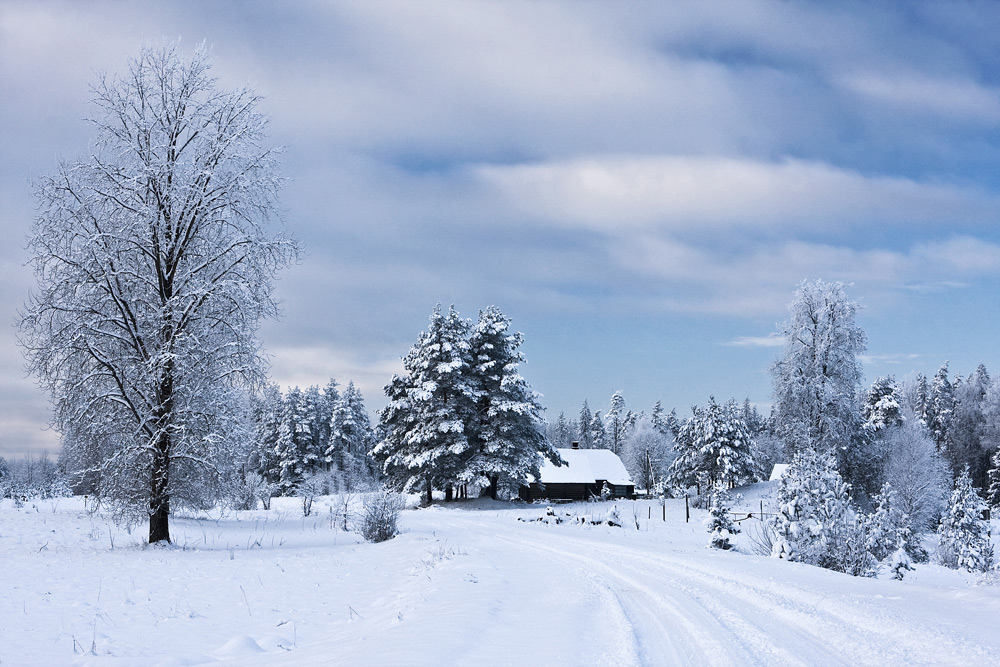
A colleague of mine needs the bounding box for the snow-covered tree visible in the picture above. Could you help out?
[589,411,607,450]
[862,376,904,435]
[926,363,955,455]
[578,401,595,449]
[249,383,285,484]
[605,391,635,456]
[548,412,575,449]
[705,483,739,550]
[986,447,1000,509]
[771,448,875,576]
[668,398,757,492]
[275,386,314,495]
[881,414,949,532]
[327,381,376,489]
[465,306,560,499]
[949,364,991,487]
[374,305,477,504]
[864,482,918,563]
[937,467,993,573]
[19,44,298,542]
[770,280,867,484]
[622,415,673,490]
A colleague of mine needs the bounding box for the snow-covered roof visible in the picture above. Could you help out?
[537,448,633,486]
[769,463,790,482]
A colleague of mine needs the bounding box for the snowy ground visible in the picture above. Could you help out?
[3,486,1000,666]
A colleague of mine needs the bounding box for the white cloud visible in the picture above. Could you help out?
[266,345,403,411]
[839,71,1000,123]
[475,155,1000,232]
[724,335,784,348]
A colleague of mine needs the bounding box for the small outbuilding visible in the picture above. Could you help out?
[768,463,790,482]
[520,443,635,501]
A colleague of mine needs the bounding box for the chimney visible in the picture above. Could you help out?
[571,441,579,450]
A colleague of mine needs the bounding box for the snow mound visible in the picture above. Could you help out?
[211,635,265,658]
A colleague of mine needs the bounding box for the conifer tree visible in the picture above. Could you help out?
[927,363,955,454]
[772,448,874,576]
[328,381,375,487]
[589,412,607,450]
[705,483,739,550]
[863,376,904,435]
[465,306,560,499]
[275,386,313,494]
[374,305,477,504]
[937,467,993,572]
[578,401,595,448]
[864,482,915,562]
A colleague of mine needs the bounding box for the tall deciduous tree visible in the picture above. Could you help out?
[20,44,297,542]
[770,280,867,489]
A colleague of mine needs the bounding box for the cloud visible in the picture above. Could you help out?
[608,235,1000,318]
[724,335,784,348]
[839,71,1000,123]
[860,353,929,367]
[265,344,403,410]
[475,155,1000,232]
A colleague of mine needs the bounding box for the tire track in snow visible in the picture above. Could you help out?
[495,523,993,666]
[490,530,777,666]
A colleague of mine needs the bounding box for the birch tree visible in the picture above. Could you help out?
[19,44,297,542]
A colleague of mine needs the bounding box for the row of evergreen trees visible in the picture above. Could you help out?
[248,380,378,496]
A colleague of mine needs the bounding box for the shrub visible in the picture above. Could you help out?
[360,490,405,543]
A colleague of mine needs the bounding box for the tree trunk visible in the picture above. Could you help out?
[489,475,499,500]
[426,476,433,506]
[445,485,453,502]
[149,430,171,543]
[149,356,173,544]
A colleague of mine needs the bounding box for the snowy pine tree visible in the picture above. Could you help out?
[465,306,560,499]
[705,484,739,550]
[667,398,757,493]
[275,386,314,495]
[578,401,595,449]
[863,482,913,562]
[937,467,993,573]
[927,363,955,454]
[328,381,376,489]
[374,305,477,504]
[863,376,904,435]
[772,448,875,576]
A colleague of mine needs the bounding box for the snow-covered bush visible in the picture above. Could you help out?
[889,543,913,580]
[772,449,876,577]
[360,490,405,543]
[937,468,994,573]
[864,482,920,563]
[705,485,739,550]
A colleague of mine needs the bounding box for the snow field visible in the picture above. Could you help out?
[2,488,1000,666]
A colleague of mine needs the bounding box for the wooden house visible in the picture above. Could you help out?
[520,443,635,501]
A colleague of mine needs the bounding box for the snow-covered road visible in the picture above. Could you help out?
[3,496,1000,665]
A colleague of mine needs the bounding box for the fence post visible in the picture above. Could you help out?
[685,496,690,523]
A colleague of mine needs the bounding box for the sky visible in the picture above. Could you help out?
[3,1,1000,458]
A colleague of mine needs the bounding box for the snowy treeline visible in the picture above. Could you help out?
[245,380,378,501]
[547,392,765,496]
[0,454,69,500]
[766,280,993,576]
[374,305,561,503]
